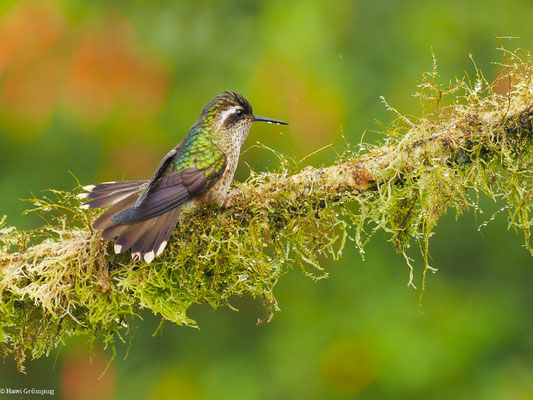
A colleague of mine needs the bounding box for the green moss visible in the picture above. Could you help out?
[1,49,533,371]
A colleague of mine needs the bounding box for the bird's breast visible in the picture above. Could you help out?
[194,131,243,206]
[194,157,238,206]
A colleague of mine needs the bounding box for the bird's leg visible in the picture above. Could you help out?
[223,188,242,208]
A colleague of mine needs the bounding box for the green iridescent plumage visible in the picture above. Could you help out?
[171,126,226,172]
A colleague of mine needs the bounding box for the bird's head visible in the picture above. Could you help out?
[198,91,288,145]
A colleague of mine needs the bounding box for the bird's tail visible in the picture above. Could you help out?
[78,181,180,262]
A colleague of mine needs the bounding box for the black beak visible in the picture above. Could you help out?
[253,115,289,125]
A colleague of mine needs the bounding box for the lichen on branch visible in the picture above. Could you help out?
[1,49,533,372]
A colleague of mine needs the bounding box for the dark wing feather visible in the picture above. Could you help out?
[112,154,226,224]
[134,145,181,208]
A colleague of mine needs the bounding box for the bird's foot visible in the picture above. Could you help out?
[223,188,242,208]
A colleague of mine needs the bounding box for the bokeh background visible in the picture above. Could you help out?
[1,0,533,399]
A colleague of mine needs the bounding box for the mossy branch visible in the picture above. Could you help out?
[1,49,533,372]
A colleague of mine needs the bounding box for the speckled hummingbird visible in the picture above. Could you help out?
[78,91,288,263]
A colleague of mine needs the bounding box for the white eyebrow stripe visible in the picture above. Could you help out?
[219,106,243,122]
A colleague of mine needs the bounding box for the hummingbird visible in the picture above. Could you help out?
[78,91,288,263]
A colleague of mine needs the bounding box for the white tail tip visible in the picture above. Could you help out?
[76,193,89,199]
[144,251,155,263]
[114,243,123,254]
[156,241,168,256]
[79,203,90,209]
[82,184,96,191]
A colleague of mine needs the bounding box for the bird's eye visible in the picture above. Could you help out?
[235,109,244,118]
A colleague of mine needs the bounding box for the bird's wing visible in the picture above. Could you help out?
[112,145,227,224]
[134,144,182,208]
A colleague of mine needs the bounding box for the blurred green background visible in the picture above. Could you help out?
[1,0,533,399]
